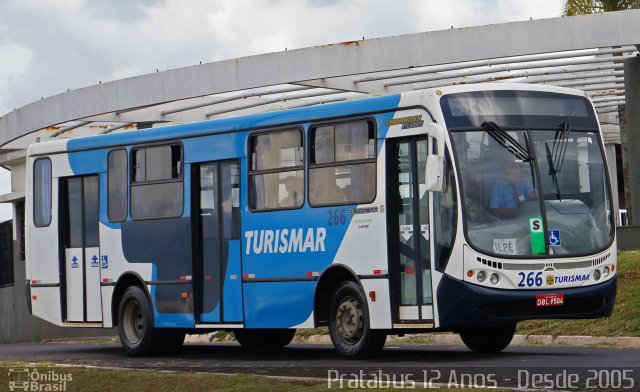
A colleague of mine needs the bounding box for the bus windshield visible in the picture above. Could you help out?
[444,91,613,257]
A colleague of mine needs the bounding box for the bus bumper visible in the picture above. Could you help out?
[436,274,616,328]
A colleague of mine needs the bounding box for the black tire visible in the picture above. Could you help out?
[161,329,186,355]
[459,323,516,353]
[329,281,386,359]
[234,329,296,349]
[117,286,165,356]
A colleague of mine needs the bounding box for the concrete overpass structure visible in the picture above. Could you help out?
[1,10,640,342]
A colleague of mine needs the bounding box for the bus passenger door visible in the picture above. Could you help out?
[388,138,434,325]
[61,175,102,323]
[194,160,242,324]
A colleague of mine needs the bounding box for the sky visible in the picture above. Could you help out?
[0,0,565,221]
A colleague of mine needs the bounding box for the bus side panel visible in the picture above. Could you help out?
[222,240,243,322]
[27,152,73,326]
[30,287,63,326]
[99,223,154,328]
[241,205,349,327]
[361,279,393,329]
[243,281,316,328]
[121,218,194,328]
[182,132,246,163]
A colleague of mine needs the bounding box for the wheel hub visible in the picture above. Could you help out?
[335,297,363,343]
[123,300,144,344]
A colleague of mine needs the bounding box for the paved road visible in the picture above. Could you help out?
[1,342,639,390]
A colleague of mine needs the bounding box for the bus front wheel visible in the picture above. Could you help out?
[459,323,516,353]
[329,281,386,359]
[117,286,165,356]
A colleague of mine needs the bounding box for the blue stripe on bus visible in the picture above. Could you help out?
[66,94,402,152]
[67,148,109,173]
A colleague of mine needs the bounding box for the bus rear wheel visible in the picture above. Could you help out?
[117,286,165,356]
[329,281,386,359]
[459,323,516,353]
[234,329,296,349]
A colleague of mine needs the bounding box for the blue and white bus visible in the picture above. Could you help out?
[25,83,616,358]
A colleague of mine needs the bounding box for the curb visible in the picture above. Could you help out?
[185,332,640,349]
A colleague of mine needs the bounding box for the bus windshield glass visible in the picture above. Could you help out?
[444,91,613,257]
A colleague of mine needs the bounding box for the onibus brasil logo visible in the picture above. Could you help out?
[8,368,73,391]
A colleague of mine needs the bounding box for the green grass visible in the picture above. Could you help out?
[516,250,640,337]
[0,361,320,392]
[0,361,507,392]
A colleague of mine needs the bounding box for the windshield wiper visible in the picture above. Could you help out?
[545,142,561,200]
[545,121,571,201]
[552,121,571,173]
[482,121,533,162]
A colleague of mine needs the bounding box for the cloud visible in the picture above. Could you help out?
[0,0,564,116]
[83,0,168,22]
[0,43,32,95]
[0,0,566,219]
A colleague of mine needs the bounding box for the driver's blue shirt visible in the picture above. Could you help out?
[490,178,534,209]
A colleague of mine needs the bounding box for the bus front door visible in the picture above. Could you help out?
[388,138,434,325]
[194,160,243,324]
[61,175,102,323]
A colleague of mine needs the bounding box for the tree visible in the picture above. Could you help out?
[563,0,640,15]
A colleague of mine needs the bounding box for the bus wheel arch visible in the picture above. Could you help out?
[314,264,359,326]
[111,272,149,326]
[112,272,185,356]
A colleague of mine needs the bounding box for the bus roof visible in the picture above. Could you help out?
[27,83,589,157]
[28,92,404,157]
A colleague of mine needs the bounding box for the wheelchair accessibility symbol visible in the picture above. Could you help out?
[548,230,561,247]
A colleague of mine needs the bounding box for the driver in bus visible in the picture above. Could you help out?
[490,160,537,218]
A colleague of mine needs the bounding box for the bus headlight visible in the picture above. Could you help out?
[477,271,487,283]
[490,273,499,285]
[593,269,601,281]
[603,266,610,278]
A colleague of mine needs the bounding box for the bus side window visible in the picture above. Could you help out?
[309,120,376,206]
[33,158,52,227]
[130,144,183,219]
[248,129,304,211]
[108,149,128,221]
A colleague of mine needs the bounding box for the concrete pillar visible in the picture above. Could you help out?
[605,144,620,226]
[623,56,640,226]
[619,104,632,225]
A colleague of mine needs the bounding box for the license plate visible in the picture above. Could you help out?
[536,293,565,307]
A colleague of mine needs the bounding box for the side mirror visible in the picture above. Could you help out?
[425,123,446,192]
[426,123,445,159]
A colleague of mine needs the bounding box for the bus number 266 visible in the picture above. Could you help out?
[518,272,543,287]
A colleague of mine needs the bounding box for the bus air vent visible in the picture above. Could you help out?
[591,253,611,267]
[476,257,503,270]
[501,263,545,271]
[554,260,592,270]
